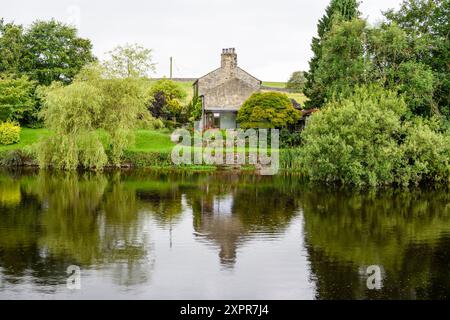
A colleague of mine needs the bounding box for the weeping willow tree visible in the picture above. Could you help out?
[37,64,146,170]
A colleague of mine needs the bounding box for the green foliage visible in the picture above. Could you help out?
[0,75,36,122]
[122,150,173,168]
[103,43,156,78]
[400,118,450,185]
[137,112,165,130]
[396,62,436,116]
[0,19,95,127]
[304,0,361,108]
[279,148,305,172]
[237,92,300,129]
[37,65,146,170]
[147,79,187,124]
[0,19,25,74]
[187,94,203,122]
[368,23,437,117]
[286,71,306,93]
[384,0,449,118]
[280,128,302,148]
[315,18,370,102]
[304,0,448,119]
[21,20,96,86]
[0,121,21,145]
[300,85,450,187]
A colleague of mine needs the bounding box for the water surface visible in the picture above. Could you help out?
[0,169,449,299]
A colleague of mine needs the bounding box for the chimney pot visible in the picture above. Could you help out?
[221,48,237,69]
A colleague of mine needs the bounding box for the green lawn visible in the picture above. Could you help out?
[129,129,175,153]
[0,128,174,153]
[0,128,52,152]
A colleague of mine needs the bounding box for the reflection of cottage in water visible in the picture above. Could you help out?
[193,194,248,268]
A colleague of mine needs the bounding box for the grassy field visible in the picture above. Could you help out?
[262,81,287,89]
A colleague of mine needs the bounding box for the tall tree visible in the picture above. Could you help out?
[314,18,370,102]
[103,43,156,78]
[304,0,360,108]
[384,0,449,117]
[21,20,96,86]
[0,19,25,75]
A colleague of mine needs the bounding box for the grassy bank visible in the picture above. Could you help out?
[0,128,304,173]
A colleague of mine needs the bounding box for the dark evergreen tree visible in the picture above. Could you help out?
[304,0,360,108]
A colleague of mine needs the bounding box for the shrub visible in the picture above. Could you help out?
[0,121,21,145]
[399,120,450,185]
[137,112,164,130]
[237,92,301,129]
[300,85,450,187]
[147,79,187,123]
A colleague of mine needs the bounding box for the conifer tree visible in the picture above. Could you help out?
[304,0,360,108]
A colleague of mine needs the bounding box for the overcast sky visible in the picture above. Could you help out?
[2,0,403,81]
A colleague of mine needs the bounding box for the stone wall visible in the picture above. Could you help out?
[203,78,258,111]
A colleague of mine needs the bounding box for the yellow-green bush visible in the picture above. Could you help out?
[0,121,21,145]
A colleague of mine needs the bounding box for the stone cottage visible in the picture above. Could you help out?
[194,48,261,130]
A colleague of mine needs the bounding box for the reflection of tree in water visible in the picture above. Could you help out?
[0,171,152,289]
[188,173,300,268]
[301,188,450,299]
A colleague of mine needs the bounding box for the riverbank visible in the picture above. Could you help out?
[0,128,305,173]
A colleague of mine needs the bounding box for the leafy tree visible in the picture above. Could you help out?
[38,64,146,170]
[237,92,300,129]
[0,75,36,122]
[21,20,96,85]
[304,0,360,108]
[286,71,306,93]
[0,19,25,74]
[368,23,437,116]
[384,0,450,117]
[300,85,450,187]
[147,79,187,123]
[104,43,156,78]
[396,61,436,116]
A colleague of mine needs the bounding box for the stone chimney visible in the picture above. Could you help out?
[221,48,237,70]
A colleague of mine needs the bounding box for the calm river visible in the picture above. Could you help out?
[0,169,449,299]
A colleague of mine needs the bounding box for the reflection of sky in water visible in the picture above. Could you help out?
[212,195,233,217]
